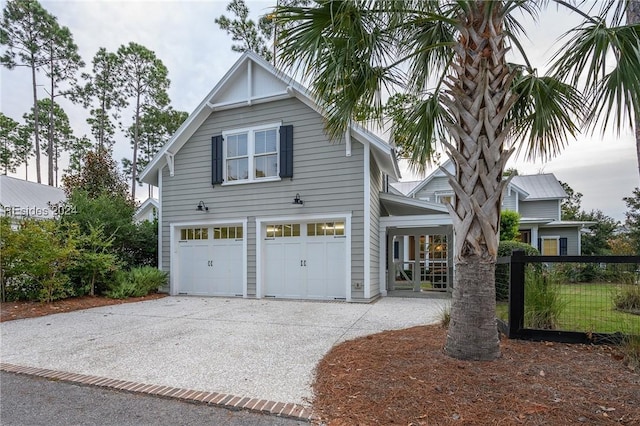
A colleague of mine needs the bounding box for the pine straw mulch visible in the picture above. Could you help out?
[0,293,167,322]
[312,325,639,425]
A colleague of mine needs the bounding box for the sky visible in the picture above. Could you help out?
[0,0,637,221]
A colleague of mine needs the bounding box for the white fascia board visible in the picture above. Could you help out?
[407,159,455,197]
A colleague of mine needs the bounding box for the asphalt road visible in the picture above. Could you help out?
[0,372,307,426]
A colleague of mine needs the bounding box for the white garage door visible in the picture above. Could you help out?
[264,221,346,300]
[177,226,244,296]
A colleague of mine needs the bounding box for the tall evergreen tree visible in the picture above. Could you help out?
[65,135,92,175]
[81,48,126,153]
[122,106,187,198]
[42,20,83,185]
[117,42,170,200]
[23,98,74,186]
[0,113,22,175]
[0,0,56,183]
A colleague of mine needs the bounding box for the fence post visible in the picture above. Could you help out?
[509,250,526,337]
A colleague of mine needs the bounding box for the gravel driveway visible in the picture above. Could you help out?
[1,296,448,406]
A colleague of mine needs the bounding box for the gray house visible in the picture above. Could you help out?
[140,51,399,302]
[140,52,589,302]
[386,160,591,292]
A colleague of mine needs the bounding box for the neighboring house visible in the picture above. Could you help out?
[0,175,66,223]
[134,198,159,223]
[139,51,590,302]
[388,160,592,292]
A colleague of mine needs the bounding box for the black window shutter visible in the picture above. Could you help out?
[537,238,542,253]
[279,125,293,178]
[211,135,223,185]
[559,238,568,256]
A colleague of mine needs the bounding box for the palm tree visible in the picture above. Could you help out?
[275,0,640,360]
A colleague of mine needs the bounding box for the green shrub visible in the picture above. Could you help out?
[495,241,539,301]
[613,285,640,313]
[1,219,78,302]
[106,266,167,299]
[524,267,567,330]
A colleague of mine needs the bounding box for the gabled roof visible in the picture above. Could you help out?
[511,174,567,200]
[140,51,400,186]
[0,176,66,219]
[134,198,159,222]
[407,159,455,197]
[407,160,567,202]
[389,180,421,196]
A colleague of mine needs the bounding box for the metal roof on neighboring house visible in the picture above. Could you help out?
[0,175,66,220]
[510,174,567,200]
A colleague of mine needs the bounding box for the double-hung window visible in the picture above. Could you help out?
[223,123,279,183]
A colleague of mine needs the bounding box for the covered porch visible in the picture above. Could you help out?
[379,193,454,297]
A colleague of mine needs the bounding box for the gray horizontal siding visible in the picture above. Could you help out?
[162,97,365,298]
[538,227,580,255]
[369,158,382,298]
[502,191,518,211]
[519,200,560,220]
[414,176,450,201]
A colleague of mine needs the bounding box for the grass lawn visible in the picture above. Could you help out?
[497,282,640,334]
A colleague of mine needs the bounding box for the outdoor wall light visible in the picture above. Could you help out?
[292,193,304,205]
[196,201,209,212]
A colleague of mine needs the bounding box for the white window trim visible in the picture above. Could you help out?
[221,122,282,185]
[541,236,560,255]
[435,191,455,204]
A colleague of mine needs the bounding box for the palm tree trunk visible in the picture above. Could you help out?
[628,0,640,180]
[443,1,516,361]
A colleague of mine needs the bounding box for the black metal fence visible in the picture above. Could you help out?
[497,251,640,344]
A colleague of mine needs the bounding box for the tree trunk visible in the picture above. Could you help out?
[131,93,140,200]
[628,0,640,180]
[446,254,500,360]
[48,47,55,187]
[31,57,41,184]
[442,1,515,360]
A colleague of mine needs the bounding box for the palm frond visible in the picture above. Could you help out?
[549,17,640,131]
[509,72,586,161]
[387,90,451,172]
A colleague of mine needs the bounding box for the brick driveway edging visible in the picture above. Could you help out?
[0,363,318,423]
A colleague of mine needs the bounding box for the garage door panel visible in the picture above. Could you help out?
[263,221,346,300]
[178,243,212,295]
[210,241,243,296]
[265,240,304,297]
[177,226,244,297]
[306,239,346,299]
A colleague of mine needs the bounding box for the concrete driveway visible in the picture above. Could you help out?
[1,296,448,407]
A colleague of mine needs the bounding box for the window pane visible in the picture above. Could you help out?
[292,224,300,237]
[227,133,247,157]
[228,227,236,239]
[255,155,277,178]
[307,223,315,237]
[255,129,277,154]
[202,228,209,239]
[181,229,186,240]
[236,227,243,239]
[335,222,344,236]
[187,229,194,240]
[227,158,249,181]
